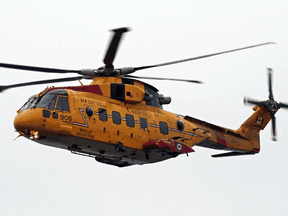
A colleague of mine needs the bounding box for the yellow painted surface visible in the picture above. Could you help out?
[13,77,274,164]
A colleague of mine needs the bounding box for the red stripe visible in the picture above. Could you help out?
[84,85,103,95]
[217,138,227,146]
[43,85,103,95]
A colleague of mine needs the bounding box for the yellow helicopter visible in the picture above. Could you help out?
[0,28,285,167]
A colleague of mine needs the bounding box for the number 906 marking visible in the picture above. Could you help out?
[60,115,72,121]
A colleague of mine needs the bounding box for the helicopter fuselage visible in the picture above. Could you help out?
[13,77,266,167]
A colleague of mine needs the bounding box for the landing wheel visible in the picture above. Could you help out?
[115,142,126,152]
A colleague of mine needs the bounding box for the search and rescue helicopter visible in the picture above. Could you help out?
[1,28,286,167]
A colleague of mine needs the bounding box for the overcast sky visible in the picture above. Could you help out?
[1,1,288,215]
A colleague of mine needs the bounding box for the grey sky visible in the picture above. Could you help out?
[1,1,288,215]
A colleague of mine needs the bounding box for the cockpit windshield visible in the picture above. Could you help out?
[19,89,69,111]
[19,95,37,111]
[36,94,57,110]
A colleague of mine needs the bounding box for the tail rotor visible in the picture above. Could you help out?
[244,68,288,141]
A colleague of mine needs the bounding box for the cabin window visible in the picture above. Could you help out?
[159,121,169,135]
[55,96,69,112]
[99,108,107,122]
[112,111,121,125]
[140,118,148,129]
[126,114,135,128]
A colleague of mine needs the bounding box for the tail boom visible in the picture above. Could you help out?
[185,105,276,156]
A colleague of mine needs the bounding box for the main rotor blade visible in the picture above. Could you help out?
[134,42,275,71]
[268,68,274,100]
[103,27,130,69]
[0,76,83,93]
[0,62,81,74]
[123,75,203,84]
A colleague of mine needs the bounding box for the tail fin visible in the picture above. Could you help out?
[235,105,277,151]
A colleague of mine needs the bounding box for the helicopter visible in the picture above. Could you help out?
[0,27,286,167]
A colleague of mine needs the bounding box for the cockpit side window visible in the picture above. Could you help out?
[55,96,69,112]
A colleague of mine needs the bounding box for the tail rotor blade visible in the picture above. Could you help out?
[244,97,266,107]
[278,102,288,109]
[270,110,277,141]
[268,68,274,101]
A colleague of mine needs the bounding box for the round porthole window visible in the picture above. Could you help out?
[86,106,93,117]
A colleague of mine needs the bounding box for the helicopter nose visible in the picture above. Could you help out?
[14,113,27,132]
[14,109,44,132]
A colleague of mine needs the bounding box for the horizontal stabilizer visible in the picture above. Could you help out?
[143,139,194,155]
[212,151,255,158]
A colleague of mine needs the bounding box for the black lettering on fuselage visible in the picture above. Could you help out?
[127,107,148,116]
[77,128,95,139]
